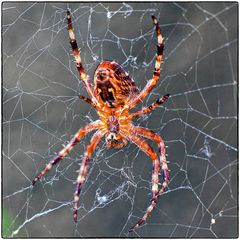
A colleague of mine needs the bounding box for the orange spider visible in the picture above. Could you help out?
[32,10,170,232]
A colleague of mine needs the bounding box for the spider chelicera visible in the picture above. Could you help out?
[32,10,170,232]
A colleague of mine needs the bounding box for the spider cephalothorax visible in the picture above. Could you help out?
[32,11,170,232]
[105,115,127,149]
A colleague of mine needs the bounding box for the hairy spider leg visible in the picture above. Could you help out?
[127,15,164,110]
[133,126,169,188]
[79,95,96,107]
[129,126,169,231]
[32,121,101,185]
[130,94,170,118]
[74,130,104,222]
[125,134,160,232]
[67,10,98,104]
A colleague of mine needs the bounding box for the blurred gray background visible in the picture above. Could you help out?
[2,2,238,238]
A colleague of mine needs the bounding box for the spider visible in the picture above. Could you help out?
[32,10,170,232]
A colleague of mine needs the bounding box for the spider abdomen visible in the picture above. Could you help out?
[94,61,139,107]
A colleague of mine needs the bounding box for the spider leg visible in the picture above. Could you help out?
[130,94,170,119]
[79,95,96,107]
[73,130,104,222]
[67,10,97,103]
[133,126,169,189]
[127,15,164,110]
[32,121,101,185]
[131,126,169,230]
[125,134,161,232]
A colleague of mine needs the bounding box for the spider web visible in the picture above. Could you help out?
[2,2,238,238]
